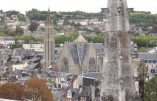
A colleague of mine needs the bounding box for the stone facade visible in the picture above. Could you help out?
[58,34,103,75]
[101,0,135,101]
[44,9,55,68]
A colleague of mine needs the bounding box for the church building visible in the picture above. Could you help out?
[58,34,104,75]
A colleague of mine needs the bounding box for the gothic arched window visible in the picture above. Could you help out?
[89,57,96,71]
[62,57,69,72]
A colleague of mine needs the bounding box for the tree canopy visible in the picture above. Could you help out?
[129,11,157,28]
[29,21,39,33]
[25,76,54,101]
[131,35,157,48]
[0,77,54,101]
[0,82,25,100]
[144,77,157,101]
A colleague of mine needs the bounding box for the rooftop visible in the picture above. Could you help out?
[74,34,87,43]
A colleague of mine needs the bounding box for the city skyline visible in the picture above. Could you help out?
[0,0,157,14]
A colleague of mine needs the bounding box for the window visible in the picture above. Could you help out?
[144,60,147,63]
[89,57,96,71]
[62,57,69,72]
[153,60,156,63]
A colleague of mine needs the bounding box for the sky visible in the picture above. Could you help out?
[0,0,157,14]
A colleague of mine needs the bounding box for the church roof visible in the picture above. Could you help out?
[66,43,104,67]
[74,34,87,43]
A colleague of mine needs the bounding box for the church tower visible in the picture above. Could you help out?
[44,9,55,68]
[101,0,135,101]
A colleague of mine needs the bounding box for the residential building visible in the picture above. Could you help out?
[23,44,44,52]
[0,36,15,47]
[138,52,157,69]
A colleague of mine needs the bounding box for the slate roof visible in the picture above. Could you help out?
[93,43,104,55]
[83,72,102,79]
[0,36,15,41]
[66,43,103,67]
[41,70,72,78]
[67,43,79,64]
[67,43,89,66]
[138,52,157,60]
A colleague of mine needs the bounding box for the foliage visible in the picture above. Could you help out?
[29,21,39,33]
[26,9,104,21]
[93,28,102,35]
[0,82,25,100]
[15,35,42,43]
[63,18,70,25]
[15,26,24,35]
[0,28,24,36]
[15,33,104,45]
[6,10,26,21]
[18,14,26,21]
[83,34,104,43]
[138,47,148,52]
[27,9,47,21]
[0,77,54,101]
[6,10,19,17]
[132,35,157,48]
[144,77,157,101]
[55,34,73,44]
[129,11,157,28]
[25,76,54,101]
[55,33,78,44]
[0,29,16,36]
[0,32,6,36]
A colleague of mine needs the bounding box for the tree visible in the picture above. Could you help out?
[25,76,54,101]
[144,77,157,101]
[93,28,102,35]
[63,18,70,25]
[6,10,19,17]
[18,14,26,21]
[27,9,40,21]
[29,21,38,33]
[132,35,157,48]
[138,47,148,52]
[0,82,25,100]
[16,26,24,35]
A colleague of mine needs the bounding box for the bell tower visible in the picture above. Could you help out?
[101,0,135,101]
[44,8,55,68]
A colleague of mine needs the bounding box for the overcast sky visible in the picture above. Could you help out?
[0,0,156,14]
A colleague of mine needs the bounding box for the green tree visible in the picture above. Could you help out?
[132,35,157,48]
[63,18,70,25]
[29,21,38,33]
[138,47,148,52]
[18,14,26,21]
[27,9,40,20]
[0,32,6,36]
[6,10,19,17]
[16,26,24,35]
[129,11,157,28]
[144,77,157,101]
[93,28,102,35]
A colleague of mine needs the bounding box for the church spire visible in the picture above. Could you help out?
[44,8,55,69]
[46,7,51,26]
